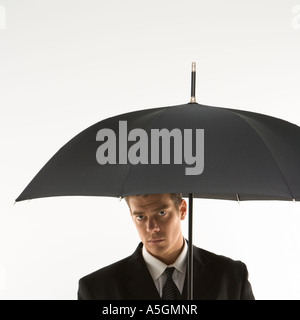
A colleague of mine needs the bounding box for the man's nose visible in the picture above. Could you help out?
[146,217,160,233]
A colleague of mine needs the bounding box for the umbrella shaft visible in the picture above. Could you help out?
[187,192,194,300]
[190,62,196,103]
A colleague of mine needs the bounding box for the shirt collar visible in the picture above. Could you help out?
[142,238,187,280]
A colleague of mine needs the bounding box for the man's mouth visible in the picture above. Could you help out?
[148,238,164,243]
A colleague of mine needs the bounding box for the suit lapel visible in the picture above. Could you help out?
[122,243,161,300]
[182,245,214,300]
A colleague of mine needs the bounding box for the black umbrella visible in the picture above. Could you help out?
[16,63,300,300]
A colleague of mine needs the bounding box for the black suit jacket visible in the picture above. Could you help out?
[78,242,254,300]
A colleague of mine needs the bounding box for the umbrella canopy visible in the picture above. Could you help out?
[16,102,300,202]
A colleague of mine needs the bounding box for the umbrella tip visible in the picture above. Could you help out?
[190,62,197,103]
[192,62,196,72]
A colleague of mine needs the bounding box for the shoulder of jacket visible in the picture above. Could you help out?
[193,245,245,268]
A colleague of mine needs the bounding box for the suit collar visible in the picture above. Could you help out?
[142,238,188,280]
[123,242,214,300]
[123,242,161,299]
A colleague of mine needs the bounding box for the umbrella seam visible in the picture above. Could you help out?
[119,105,176,197]
[230,110,295,200]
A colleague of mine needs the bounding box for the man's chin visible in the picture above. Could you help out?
[145,241,168,257]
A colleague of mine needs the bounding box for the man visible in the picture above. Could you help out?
[78,193,254,300]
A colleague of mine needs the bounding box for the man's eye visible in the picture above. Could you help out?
[158,211,167,216]
[136,215,145,221]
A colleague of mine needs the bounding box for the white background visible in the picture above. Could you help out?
[1,0,300,300]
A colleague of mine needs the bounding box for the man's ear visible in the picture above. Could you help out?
[179,199,187,220]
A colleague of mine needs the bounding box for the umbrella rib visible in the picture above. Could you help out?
[230,111,295,200]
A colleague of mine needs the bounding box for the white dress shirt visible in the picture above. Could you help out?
[142,239,187,297]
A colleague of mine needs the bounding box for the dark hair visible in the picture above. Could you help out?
[124,193,183,210]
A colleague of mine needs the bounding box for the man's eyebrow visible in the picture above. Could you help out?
[151,206,168,212]
[131,206,169,216]
[131,211,144,216]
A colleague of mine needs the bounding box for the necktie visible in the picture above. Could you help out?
[162,267,182,300]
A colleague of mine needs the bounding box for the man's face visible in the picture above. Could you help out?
[128,193,187,264]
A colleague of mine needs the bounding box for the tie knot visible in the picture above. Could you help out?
[164,267,175,278]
